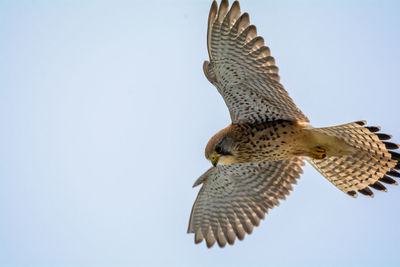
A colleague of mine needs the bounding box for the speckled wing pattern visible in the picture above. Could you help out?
[204,0,308,124]
[308,121,400,197]
[187,157,304,248]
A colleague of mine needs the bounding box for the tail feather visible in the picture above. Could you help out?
[307,121,399,198]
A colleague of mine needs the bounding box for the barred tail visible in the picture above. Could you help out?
[307,121,400,197]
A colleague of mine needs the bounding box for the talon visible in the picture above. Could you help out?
[310,146,327,159]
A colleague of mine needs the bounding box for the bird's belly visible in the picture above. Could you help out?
[235,121,307,163]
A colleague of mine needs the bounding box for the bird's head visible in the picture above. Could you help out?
[205,125,235,166]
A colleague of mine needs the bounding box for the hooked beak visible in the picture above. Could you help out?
[210,155,220,167]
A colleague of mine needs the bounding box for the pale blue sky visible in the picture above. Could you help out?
[1,0,400,266]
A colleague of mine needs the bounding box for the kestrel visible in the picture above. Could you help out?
[188,0,400,248]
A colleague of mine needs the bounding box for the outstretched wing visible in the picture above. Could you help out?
[204,0,308,124]
[187,157,305,248]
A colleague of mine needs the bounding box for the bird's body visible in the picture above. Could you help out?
[188,0,400,248]
[206,121,306,164]
[206,120,361,166]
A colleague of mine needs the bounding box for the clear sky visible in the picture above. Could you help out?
[1,0,400,266]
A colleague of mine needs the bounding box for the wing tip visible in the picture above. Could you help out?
[207,1,219,58]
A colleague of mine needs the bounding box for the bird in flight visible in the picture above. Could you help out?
[187,0,400,248]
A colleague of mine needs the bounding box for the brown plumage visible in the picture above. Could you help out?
[188,0,400,248]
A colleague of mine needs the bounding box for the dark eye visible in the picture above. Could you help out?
[215,145,223,154]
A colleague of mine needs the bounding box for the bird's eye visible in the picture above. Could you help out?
[215,145,223,154]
